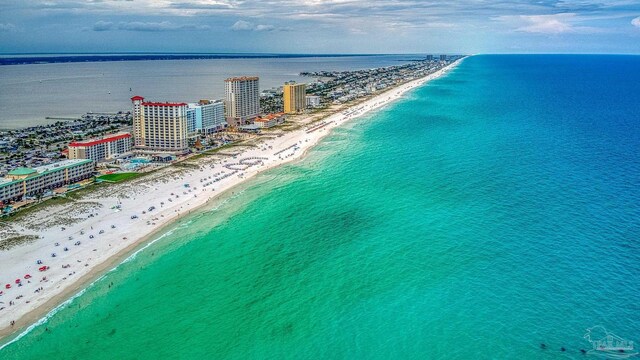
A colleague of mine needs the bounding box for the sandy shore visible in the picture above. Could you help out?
[0,59,463,344]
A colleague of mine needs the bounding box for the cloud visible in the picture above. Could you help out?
[231,20,254,31]
[516,14,576,34]
[0,23,17,32]
[632,16,640,28]
[231,20,289,32]
[92,20,210,32]
[254,24,275,32]
[169,1,237,10]
[92,20,114,31]
[118,21,209,31]
[495,13,601,34]
[4,0,640,54]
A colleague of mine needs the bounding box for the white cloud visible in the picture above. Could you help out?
[231,20,254,31]
[516,14,575,34]
[254,24,275,32]
[0,23,17,32]
[494,13,602,35]
[92,20,210,32]
[231,20,288,32]
[119,21,210,31]
[632,16,640,28]
[93,20,114,31]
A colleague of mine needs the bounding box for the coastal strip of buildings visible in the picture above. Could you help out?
[1,55,462,208]
[0,159,94,203]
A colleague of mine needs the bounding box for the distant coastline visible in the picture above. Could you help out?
[0,53,412,66]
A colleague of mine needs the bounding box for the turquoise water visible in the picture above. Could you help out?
[2,55,640,358]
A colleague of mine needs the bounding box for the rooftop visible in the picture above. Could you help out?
[225,76,259,82]
[187,99,224,108]
[8,167,36,176]
[142,102,188,107]
[284,82,305,87]
[255,113,285,122]
[69,133,131,147]
[34,159,93,173]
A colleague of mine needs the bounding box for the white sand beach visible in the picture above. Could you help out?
[0,59,462,341]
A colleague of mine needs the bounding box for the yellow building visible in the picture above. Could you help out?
[283,81,306,114]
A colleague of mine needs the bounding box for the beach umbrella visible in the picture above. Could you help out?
[5,284,10,289]
[15,279,21,284]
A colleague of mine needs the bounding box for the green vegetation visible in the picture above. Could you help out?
[97,172,141,182]
[65,182,107,200]
[4,196,74,222]
[172,162,200,169]
[202,143,236,154]
[0,234,40,251]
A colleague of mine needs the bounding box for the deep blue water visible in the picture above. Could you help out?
[2,55,639,359]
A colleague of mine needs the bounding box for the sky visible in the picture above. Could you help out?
[0,0,639,54]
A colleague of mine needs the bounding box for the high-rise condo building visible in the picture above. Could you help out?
[283,81,306,114]
[131,96,189,155]
[224,76,260,126]
[131,96,145,147]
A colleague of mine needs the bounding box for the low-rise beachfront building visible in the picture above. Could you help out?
[0,159,94,203]
[186,100,226,135]
[253,113,285,129]
[306,95,321,108]
[131,96,189,156]
[68,133,132,161]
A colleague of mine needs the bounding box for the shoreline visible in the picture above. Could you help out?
[0,58,465,346]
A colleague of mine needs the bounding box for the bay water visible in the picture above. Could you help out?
[0,55,416,129]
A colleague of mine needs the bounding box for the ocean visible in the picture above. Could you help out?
[1,55,639,359]
[0,54,417,129]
